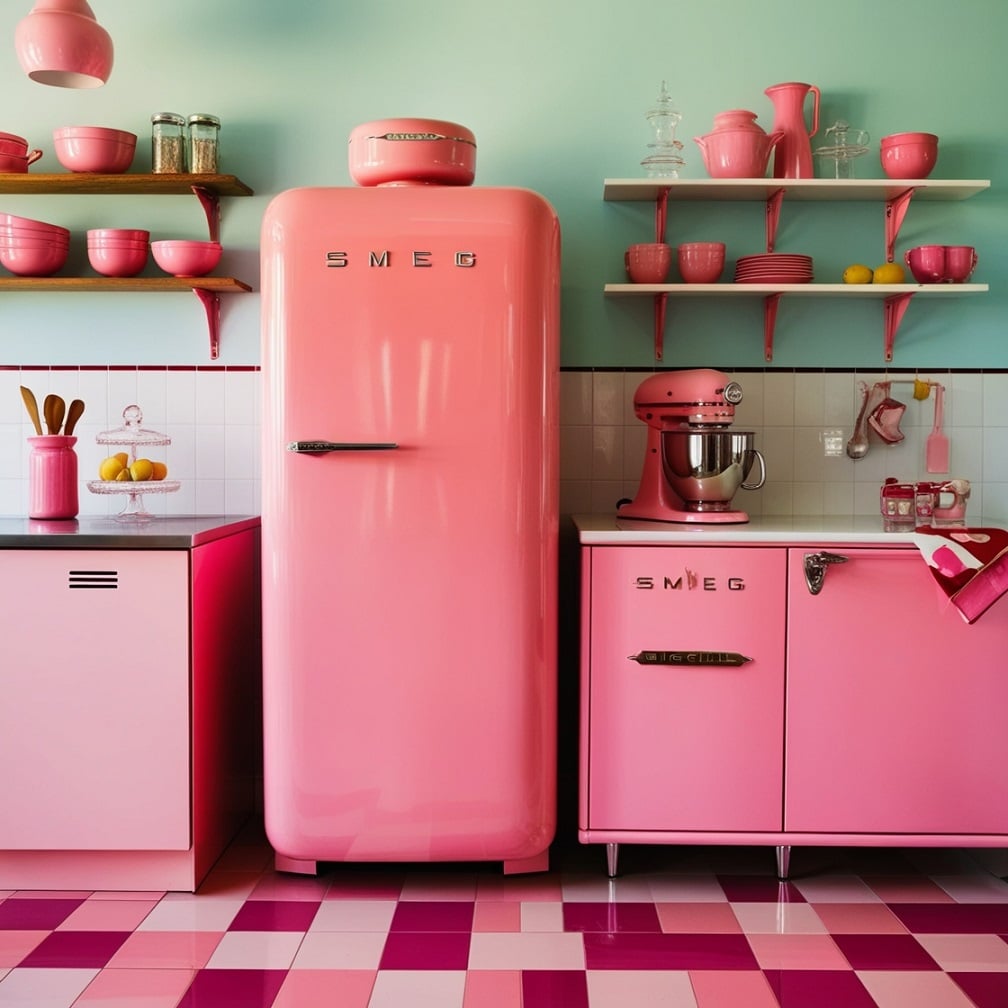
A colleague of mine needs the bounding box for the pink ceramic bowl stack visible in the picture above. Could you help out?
[0,131,43,173]
[87,228,149,277]
[880,132,938,180]
[0,212,69,276]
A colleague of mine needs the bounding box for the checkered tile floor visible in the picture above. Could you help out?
[4,823,1008,1007]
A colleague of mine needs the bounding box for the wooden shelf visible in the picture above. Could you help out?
[0,173,254,196]
[603,178,990,202]
[604,282,989,296]
[0,276,252,293]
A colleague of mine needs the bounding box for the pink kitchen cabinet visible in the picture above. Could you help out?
[0,519,260,891]
[577,525,1008,878]
[786,546,1008,836]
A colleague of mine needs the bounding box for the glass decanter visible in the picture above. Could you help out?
[640,81,685,178]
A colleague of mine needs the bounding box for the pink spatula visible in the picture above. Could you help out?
[926,383,949,473]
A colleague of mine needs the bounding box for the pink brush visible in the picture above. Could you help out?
[926,384,949,473]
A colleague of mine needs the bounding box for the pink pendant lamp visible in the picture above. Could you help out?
[15,0,113,88]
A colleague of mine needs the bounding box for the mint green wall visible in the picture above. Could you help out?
[1,0,1005,369]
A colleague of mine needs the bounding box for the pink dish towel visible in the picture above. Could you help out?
[913,526,1008,624]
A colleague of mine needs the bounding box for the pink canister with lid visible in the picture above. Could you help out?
[348,118,476,187]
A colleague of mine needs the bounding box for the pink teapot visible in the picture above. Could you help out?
[694,110,783,178]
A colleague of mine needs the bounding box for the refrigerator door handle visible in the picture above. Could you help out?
[287,440,399,454]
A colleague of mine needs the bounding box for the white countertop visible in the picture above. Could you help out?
[572,513,952,546]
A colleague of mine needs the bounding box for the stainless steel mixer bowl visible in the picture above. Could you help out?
[661,429,766,511]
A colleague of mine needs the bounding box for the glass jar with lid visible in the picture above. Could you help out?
[151,113,186,173]
[187,114,220,173]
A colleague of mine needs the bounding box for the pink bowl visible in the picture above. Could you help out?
[880,132,938,179]
[678,241,726,283]
[904,245,946,283]
[348,118,476,187]
[53,126,137,173]
[0,132,28,154]
[0,149,42,173]
[0,213,70,238]
[150,239,222,277]
[0,241,68,276]
[88,242,148,278]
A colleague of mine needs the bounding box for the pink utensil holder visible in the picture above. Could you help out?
[28,434,78,519]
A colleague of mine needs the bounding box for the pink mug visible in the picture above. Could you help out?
[944,245,978,283]
[904,245,945,284]
[625,242,672,284]
[678,241,726,284]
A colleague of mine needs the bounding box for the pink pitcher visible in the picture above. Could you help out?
[765,82,821,179]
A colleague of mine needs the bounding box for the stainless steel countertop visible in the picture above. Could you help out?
[0,515,260,549]
[571,513,988,546]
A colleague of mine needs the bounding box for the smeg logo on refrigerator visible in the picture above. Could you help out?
[634,571,746,592]
[325,250,478,269]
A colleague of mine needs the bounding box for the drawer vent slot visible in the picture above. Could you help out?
[68,569,119,590]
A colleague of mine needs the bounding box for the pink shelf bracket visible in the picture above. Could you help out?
[763,293,781,362]
[882,291,915,362]
[194,287,221,360]
[654,187,670,243]
[192,185,221,243]
[765,188,785,252]
[653,292,668,362]
[884,187,917,263]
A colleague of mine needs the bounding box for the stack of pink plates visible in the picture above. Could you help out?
[734,253,813,284]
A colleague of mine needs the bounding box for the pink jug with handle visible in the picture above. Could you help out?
[765,82,821,179]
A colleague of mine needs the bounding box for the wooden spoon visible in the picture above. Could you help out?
[20,385,42,435]
[43,394,59,435]
[63,398,85,436]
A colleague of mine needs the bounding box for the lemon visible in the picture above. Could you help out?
[114,452,129,467]
[151,461,168,480]
[98,455,126,481]
[842,264,873,284]
[115,468,133,482]
[130,458,154,482]
[872,262,906,284]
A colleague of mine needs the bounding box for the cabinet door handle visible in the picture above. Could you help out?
[287,440,398,453]
[803,551,848,595]
[628,650,752,667]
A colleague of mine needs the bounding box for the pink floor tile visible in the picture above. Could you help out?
[467,931,586,970]
[204,929,305,969]
[290,930,386,970]
[689,969,781,1008]
[730,901,828,934]
[271,968,376,1008]
[522,968,589,1008]
[746,932,850,971]
[247,872,331,901]
[866,875,959,903]
[0,930,48,968]
[399,874,480,901]
[793,875,882,903]
[915,933,1008,971]
[520,901,564,932]
[647,875,732,903]
[765,968,878,1007]
[105,930,223,969]
[462,968,523,1007]
[586,968,697,1007]
[0,966,97,1007]
[810,901,911,934]
[475,874,564,902]
[175,967,287,1008]
[309,898,397,932]
[57,898,159,931]
[192,870,264,899]
[73,966,195,1007]
[857,969,978,1008]
[471,901,521,932]
[135,897,244,932]
[656,902,743,934]
[368,968,467,1008]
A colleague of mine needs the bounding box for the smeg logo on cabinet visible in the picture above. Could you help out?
[633,571,746,592]
[325,250,478,269]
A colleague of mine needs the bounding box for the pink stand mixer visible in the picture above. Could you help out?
[617,368,766,523]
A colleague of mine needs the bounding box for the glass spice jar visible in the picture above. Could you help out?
[151,112,186,173]
[187,113,220,173]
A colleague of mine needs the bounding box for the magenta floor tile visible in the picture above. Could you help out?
[562,902,662,933]
[227,899,321,931]
[949,971,1008,1008]
[765,969,877,1007]
[0,897,87,930]
[176,968,288,1007]
[716,876,807,903]
[379,931,471,969]
[832,932,941,970]
[583,931,758,970]
[889,902,1008,933]
[521,969,589,1008]
[16,929,131,968]
[390,900,475,932]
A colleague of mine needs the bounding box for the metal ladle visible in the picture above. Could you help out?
[846,381,874,459]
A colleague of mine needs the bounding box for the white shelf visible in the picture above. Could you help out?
[603,178,991,202]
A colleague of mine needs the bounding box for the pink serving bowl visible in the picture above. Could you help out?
[87,243,148,277]
[150,239,222,277]
[880,132,938,179]
[87,228,150,243]
[0,213,70,238]
[0,241,68,276]
[53,126,137,173]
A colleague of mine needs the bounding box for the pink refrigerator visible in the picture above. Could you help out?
[260,120,560,875]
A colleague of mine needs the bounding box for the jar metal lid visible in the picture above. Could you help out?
[188,114,220,127]
[152,112,185,125]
